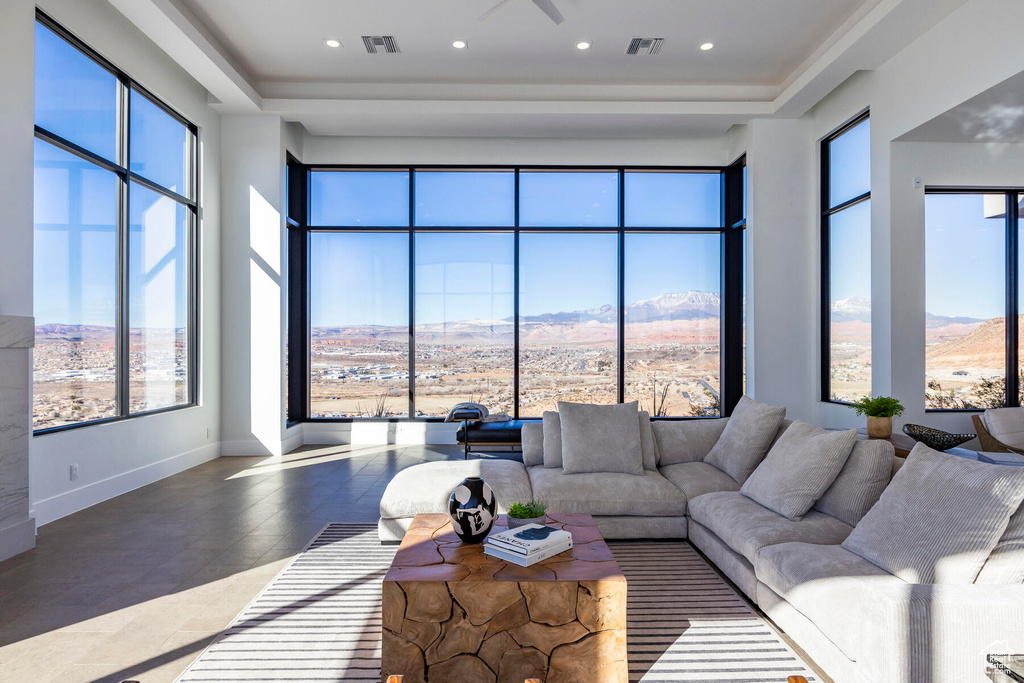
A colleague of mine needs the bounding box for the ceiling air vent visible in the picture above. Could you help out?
[362,36,400,54]
[625,38,664,55]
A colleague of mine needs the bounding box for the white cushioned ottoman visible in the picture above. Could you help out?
[377,459,533,543]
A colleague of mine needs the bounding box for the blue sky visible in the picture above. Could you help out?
[926,193,1007,320]
[34,27,1011,331]
[34,21,192,328]
[306,171,724,327]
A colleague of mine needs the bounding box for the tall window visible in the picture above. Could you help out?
[821,113,871,403]
[33,15,198,432]
[925,191,1021,410]
[293,167,738,420]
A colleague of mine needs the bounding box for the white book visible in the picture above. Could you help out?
[484,537,573,567]
[485,524,573,555]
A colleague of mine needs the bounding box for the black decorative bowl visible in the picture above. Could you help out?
[902,424,975,451]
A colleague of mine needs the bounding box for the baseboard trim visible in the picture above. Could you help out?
[0,516,36,562]
[31,443,220,526]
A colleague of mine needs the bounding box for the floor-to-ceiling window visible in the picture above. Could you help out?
[32,13,198,432]
[292,166,738,420]
[821,112,871,403]
[925,190,1021,410]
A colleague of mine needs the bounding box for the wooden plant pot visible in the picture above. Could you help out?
[866,416,892,438]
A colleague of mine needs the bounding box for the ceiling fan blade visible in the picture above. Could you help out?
[530,0,565,25]
[478,0,516,22]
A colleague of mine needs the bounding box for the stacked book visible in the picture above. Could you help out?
[484,524,573,567]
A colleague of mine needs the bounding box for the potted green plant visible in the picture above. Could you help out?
[851,395,905,438]
[507,501,546,529]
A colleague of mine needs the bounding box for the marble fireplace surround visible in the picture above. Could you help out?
[0,315,35,562]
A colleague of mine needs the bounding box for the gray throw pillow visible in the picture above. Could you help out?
[975,502,1024,584]
[813,439,894,527]
[704,396,786,484]
[842,443,1024,584]
[652,418,730,466]
[542,411,562,468]
[558,401,643,476]
[638,410,658,471]
[740,421,858,521]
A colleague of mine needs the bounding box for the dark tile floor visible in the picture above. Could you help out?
[0,444,469,683]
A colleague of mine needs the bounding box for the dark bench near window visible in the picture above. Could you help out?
[455,420,536,459]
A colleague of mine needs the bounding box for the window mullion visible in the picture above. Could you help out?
[1007,192,1020,407]
[117,74,131,418]
[408,170,416,420]
[617,170,625,405]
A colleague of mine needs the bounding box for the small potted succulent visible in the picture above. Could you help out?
[506,501,547,529]
[851,395,905,438]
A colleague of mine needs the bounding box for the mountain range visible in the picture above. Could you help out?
[831,297,985,328]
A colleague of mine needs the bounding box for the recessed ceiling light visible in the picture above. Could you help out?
[452,39,468,49]
[576,41,591,50]
[699,42,714,51]
[325,39,341,48]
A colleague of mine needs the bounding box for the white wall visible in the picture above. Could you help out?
[745,119,817,423]
[888,142,1024,444]
[0,0,38,560]
[29,0,222,525]
[767,0,1024,437]
[220,116,310,456]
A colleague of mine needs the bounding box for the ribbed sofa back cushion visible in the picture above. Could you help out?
[638,411,659,471]
[842,443,1024,584]
[976,502,1024,584]
[522,421,544,468]
[542,411,563,468]
[813,439,894,527]
[703,396,786,484]
[652,418,729,466]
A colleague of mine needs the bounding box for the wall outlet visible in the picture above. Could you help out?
[70,464,79,481]
[206,428,211,440]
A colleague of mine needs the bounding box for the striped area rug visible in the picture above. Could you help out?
[176,524,818,683]
[610,541,818,683]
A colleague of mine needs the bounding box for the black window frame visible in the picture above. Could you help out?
[924,187,1021,412]
[287,163,745,423]
[820,110,870,405]
[33,10,200,435]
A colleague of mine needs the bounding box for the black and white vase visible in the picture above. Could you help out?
[448,476,496,544]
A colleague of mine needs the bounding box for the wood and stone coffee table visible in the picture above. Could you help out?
[382,513,627,683]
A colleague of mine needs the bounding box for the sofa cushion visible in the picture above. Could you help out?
[843,442,1024,584]
[704,396,786,484]
[975,501,1024,584]
[638,410,659,471]
[379,459,533,520]
[542,411,563,468]
[812,439,894,527]
[741,421,858,520]
[528,465,686,516]
[652,418,729,466]
[755,542,903,660]
[522,421,544,468]
[659,461,740,505]
[985,407,1024,449]
[688,491,854,565]
[559,401,643,475]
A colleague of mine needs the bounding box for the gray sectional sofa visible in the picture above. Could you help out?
[378,399,1024,683]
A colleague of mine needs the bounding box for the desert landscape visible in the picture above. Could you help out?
[310,291,721,418]
[830,295,1015,408]
[36,293,1009,428]
[33,324,188,429]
